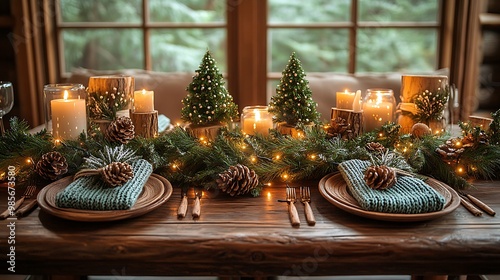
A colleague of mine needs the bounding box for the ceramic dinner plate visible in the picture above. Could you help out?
[37,173,172,222]
[318,172,460,222]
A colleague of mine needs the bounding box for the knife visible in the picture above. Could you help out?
[16,199,38,218]
[177,186,188,218]
[192,187,202,218]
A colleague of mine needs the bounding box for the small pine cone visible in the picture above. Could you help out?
[365,142,386,153]
[364,165,397,190]
[35,151,68,181]
[328,117,354,140]
[100,162,134,187]
[216,164,259,196]
[106,116,135,144]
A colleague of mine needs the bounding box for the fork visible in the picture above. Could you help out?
[0,185,36,219]
[286,186,300,226]
[300,186,316,226]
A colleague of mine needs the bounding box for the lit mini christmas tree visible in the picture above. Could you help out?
[181,51,238,126]
[269,52,320,126]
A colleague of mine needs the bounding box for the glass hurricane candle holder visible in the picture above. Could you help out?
[241,106,274,136]
[44,84,87,140]
[363,88,396,132]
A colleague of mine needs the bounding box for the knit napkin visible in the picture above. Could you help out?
[56,159,153,210]
[338,159,445,214]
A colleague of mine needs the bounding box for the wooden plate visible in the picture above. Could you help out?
[37,174,172,222]
[318,173,460,222]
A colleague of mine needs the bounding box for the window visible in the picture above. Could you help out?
[53,0,446,108]
[267,0,442,81]
[56,0,227,76]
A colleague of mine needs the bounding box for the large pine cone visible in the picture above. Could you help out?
[364,165,397,190]
[365,142,386,153]
[106,116,135,144]
[216,164,259,196]
[35,151,68,181]
[100,162,134,187]
[435,137,465,164]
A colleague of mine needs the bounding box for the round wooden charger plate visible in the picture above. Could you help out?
[318,173,460,222]
[37,174,172,222]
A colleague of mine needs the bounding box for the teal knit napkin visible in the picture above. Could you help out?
[56,159,153,210]
[338,159,445,214]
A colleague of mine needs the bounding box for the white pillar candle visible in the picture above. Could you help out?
[336,90,356,110]
[241,106,273,136]
[352,90,362,112]
[51,90,87,139]
[134,89,154,113]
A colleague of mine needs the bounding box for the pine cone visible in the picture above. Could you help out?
[216,164,259,196]
[365,142,386,153]
[435,137,465,164]
[35,151,68,181]
[364,165,397,190]
[327,117,354,140]
[100,162,134,187]
[106,116,135,144]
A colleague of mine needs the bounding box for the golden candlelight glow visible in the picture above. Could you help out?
[63,90,69,100]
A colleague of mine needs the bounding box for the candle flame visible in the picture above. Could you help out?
[63,90,69,100]
[376,91,382,104]
[254,109,261,121]
[142,89,146,94]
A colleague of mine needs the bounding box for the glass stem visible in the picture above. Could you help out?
[0,117,4,136]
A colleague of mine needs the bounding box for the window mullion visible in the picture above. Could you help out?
[143,0,150,70]
[349,0,358,74]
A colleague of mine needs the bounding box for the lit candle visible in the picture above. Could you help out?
[363,91,394,132]
[336,90,356,110]
[51,90,87,139]
[134,89,154,113]
[241,106,273,136]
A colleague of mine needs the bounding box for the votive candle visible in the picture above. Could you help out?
[134,89,155,113]
[241,106,273,136]
[336,90,356,110]
[51,90,87,139]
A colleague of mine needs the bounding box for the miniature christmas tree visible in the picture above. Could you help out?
[181,51,238,126]
[269,52,320,126]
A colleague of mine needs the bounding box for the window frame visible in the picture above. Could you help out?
[54,0,227,77]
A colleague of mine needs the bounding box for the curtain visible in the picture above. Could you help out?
[10,0,57,127]
[449,0,481,121]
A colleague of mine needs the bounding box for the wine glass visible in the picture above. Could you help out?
[0,81,14,136]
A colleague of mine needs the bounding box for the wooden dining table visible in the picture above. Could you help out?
[0,175,499,279]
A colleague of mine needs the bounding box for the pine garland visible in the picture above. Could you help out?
[3,116,500,195]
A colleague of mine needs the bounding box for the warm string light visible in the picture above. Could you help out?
[309,154,317,160]
[250,156,257,163]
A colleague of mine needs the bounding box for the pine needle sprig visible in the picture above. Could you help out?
[413,86,449,123]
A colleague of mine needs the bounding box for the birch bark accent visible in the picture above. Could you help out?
[130,110,159,138]
[185,123,224,141]
[276,122,313,138]
[331,108,363,137]
[398,75,448,133]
